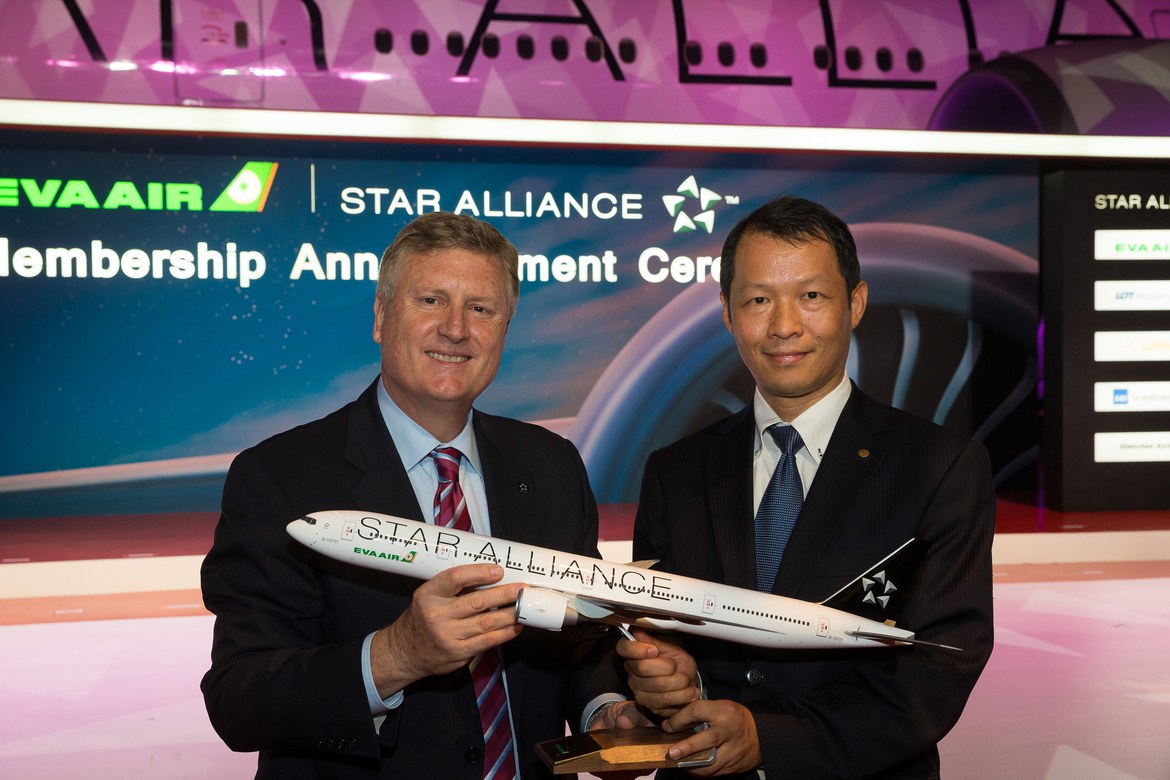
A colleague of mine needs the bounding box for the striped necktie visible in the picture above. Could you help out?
[754,425,804,593]
[431,447,516,780]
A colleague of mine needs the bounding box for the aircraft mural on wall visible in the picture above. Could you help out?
[2,0,1169,134]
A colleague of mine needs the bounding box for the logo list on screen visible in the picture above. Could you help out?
[1095,382,1170,412]
[1094,331,1170,362]
[1044,170,1170,509]
[1094,431,1170,463]
[1094,280,1170,311]
[1094,229,1170,260]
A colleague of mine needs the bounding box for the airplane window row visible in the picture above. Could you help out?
[372,29,638,64]
[661,592,695,603]
[368,28,927,74]
[813,45,927,73]
[723,604,809,626]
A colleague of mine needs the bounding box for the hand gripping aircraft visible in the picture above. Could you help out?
[286,510,959,652]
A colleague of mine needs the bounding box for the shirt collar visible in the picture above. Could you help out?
[752,373,852,463]
[376,378,481,476]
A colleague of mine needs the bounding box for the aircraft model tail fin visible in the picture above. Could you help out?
[818,538,927,626]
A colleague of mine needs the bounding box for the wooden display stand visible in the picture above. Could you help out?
[537,727,715,774]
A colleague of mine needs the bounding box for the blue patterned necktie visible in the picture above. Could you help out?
[754,425,805,593]
[430,447,516,780]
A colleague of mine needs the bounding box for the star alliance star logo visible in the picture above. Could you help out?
[662,175,736,233]
[861,569,898,609]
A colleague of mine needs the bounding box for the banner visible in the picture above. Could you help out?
[0,131,1038,514]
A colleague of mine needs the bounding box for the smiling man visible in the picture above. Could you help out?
[618,196,996,778]
[201,212,641,779]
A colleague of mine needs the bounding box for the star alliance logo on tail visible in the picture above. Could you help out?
[861,570,898,609]
[662,175,737,233]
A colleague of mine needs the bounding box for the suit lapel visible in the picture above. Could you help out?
[473,414,536,545]
[707,409,759,591]
[774,387,890,597]
[345,381,427,521]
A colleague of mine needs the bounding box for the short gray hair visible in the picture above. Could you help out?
[377,212,520,318]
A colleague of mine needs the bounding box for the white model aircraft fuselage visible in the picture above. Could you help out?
[286,510,941,652]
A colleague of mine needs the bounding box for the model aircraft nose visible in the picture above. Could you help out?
[286,517,319,546]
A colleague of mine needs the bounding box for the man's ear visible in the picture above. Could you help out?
[849,280,868,330]
[372,294,385,344]
[720,291,733,334]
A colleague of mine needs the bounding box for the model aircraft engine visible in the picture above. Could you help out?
[514,587,579,630]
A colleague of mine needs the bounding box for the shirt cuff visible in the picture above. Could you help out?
[362,631,404,715]
[580,693,626,732]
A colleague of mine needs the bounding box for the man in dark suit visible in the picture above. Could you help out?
[618,196,995,778]
[201,212,642,778]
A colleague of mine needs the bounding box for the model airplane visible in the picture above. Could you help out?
[286,510,959,652]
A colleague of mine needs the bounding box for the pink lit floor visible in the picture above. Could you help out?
[2,501,1169,778]
[0,569,1167,779]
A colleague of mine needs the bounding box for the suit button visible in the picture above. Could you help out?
[465,747,481,763]
[745,669,764,685]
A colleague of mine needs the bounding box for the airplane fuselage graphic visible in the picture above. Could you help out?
[287,510,948,652]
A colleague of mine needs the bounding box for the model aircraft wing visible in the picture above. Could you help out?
[847,629,963,652]
[572,594,712,626]
[515,588,719,634]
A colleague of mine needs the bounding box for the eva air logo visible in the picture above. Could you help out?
[662,175,738,233]
[211,162,279,212]
[0,160,278,212]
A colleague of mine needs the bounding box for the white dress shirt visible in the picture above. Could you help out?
[751,373,853,511]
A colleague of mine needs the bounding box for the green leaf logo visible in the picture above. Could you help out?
[210,162,279,212]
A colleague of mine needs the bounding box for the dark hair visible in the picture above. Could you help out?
[378,212,520,318]
[719,195,860,301]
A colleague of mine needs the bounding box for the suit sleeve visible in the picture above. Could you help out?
[200,449,381,758]
[751,440,995,776]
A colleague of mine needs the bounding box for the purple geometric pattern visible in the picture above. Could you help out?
[2,0,1167,134]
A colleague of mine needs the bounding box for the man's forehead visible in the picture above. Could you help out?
[397,250,506,295]
[408,246,492,265]
[736,239,842,276]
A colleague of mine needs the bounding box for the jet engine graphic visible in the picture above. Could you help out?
[930,39,1170,135]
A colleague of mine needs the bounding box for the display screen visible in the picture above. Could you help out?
[1,129,1038,517]
[1042,168,1170,510]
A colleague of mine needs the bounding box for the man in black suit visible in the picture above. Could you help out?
[201,212,642,778]
[618,196,995,778]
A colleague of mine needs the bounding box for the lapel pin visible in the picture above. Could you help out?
[518,482,529,493]
[857,448,871,459]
